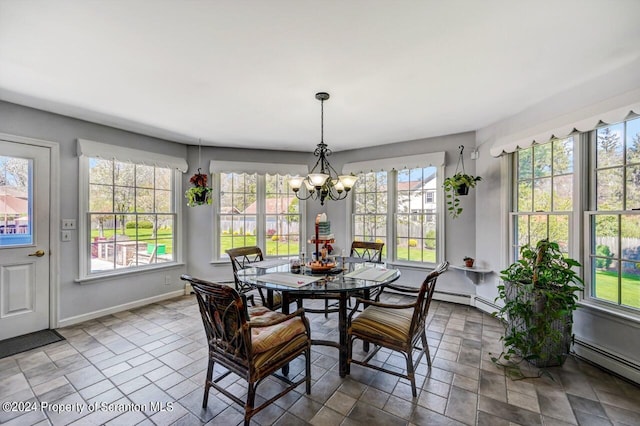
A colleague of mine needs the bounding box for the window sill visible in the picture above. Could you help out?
[386,261,436,271]
[577,299,640,328]
[75,262,185,284]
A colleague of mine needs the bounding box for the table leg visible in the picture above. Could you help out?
[339,293,348,378]
[281,292,291,376]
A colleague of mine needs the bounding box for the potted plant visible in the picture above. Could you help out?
[464,256,474,268]
[185,169,213,207]
[442,173,482,219]
[492,239,583,378]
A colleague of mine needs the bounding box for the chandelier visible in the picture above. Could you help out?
[289,92,358,205]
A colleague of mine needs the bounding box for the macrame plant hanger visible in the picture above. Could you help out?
[453,145,470,196]
[455,145,466,175]
[197,139,203,177]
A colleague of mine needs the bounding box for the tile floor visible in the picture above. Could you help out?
[1,291,639,425]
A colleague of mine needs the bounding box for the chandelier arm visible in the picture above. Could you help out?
[293,189,316,201]
[309,154,324,174]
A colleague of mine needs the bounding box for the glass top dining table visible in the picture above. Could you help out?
[237,260,401,377]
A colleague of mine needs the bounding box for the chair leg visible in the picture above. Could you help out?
[305,348,311,394]
[202,357,214,408]
[244,381,257,426]
[405,349,417,398]
[324,299,329,318]
[346,337,353,375]
[421,330,432,367]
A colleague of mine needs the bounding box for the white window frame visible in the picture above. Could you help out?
[210,161,308,262]
[583,117,640,318]
[509,136,579,262]
[77,139,186,281]
[345,153,445,268]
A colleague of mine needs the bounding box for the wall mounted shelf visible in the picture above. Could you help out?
[450,264,492,284]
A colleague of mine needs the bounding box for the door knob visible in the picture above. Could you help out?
[28,250,46,257]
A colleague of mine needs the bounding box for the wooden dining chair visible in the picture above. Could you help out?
[347,261,448,397]
[226,246,282,310]
[324,241,385,317]
[181,274,311,426]
[350,240,384,263]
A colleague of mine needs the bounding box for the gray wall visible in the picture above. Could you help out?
[0,101,188,322]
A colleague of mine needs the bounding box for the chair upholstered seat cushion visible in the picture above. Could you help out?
[250,310,307,354]
[253,333,309,372]
[350,306,413,346]
[248,306,273,318]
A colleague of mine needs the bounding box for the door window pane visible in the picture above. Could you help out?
[0,156,32,246]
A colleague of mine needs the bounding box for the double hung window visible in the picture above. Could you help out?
[213,161,306,260]
[511,137,574,259]
[78,139,186,279]
[347,153,444,265]
[588,117,640,310]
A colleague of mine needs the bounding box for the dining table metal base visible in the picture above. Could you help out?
[281,291,352,377]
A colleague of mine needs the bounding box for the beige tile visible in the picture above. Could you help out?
[508,389,540,413]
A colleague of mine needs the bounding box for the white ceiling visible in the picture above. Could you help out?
[1,0,639,152]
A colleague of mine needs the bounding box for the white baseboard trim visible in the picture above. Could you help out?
[57,290,185,328]
[433,291,472,306]
[473,296,501,316]
[573,338,640,386]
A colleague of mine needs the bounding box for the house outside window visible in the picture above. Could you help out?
[346,152,445,266]
[212,161,307,261]
[78,139,186,279]
[426,190,435,204]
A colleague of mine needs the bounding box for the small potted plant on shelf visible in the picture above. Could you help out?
[464,256,474,268]
[491,239,583,379]
[185,168,213,207]
[443,173,482,219]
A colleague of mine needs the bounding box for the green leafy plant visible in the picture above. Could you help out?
[185,170,213,207]
[492,239,583,379]
[442,173,482,219]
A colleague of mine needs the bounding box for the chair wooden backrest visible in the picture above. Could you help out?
[350,241,384,263]
[409,261,449,339]
[184,274,251,364]
[226,246,264,292]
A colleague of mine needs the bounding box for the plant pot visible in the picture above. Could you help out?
[504,281,573,367]
[464,259,474,268]
[455,184,469,196]
[194,192,207,204]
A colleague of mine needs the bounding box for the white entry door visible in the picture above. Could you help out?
[0,139,50,340]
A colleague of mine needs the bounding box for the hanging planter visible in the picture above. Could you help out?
[443,145,481,219]
[185,168,212,207]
